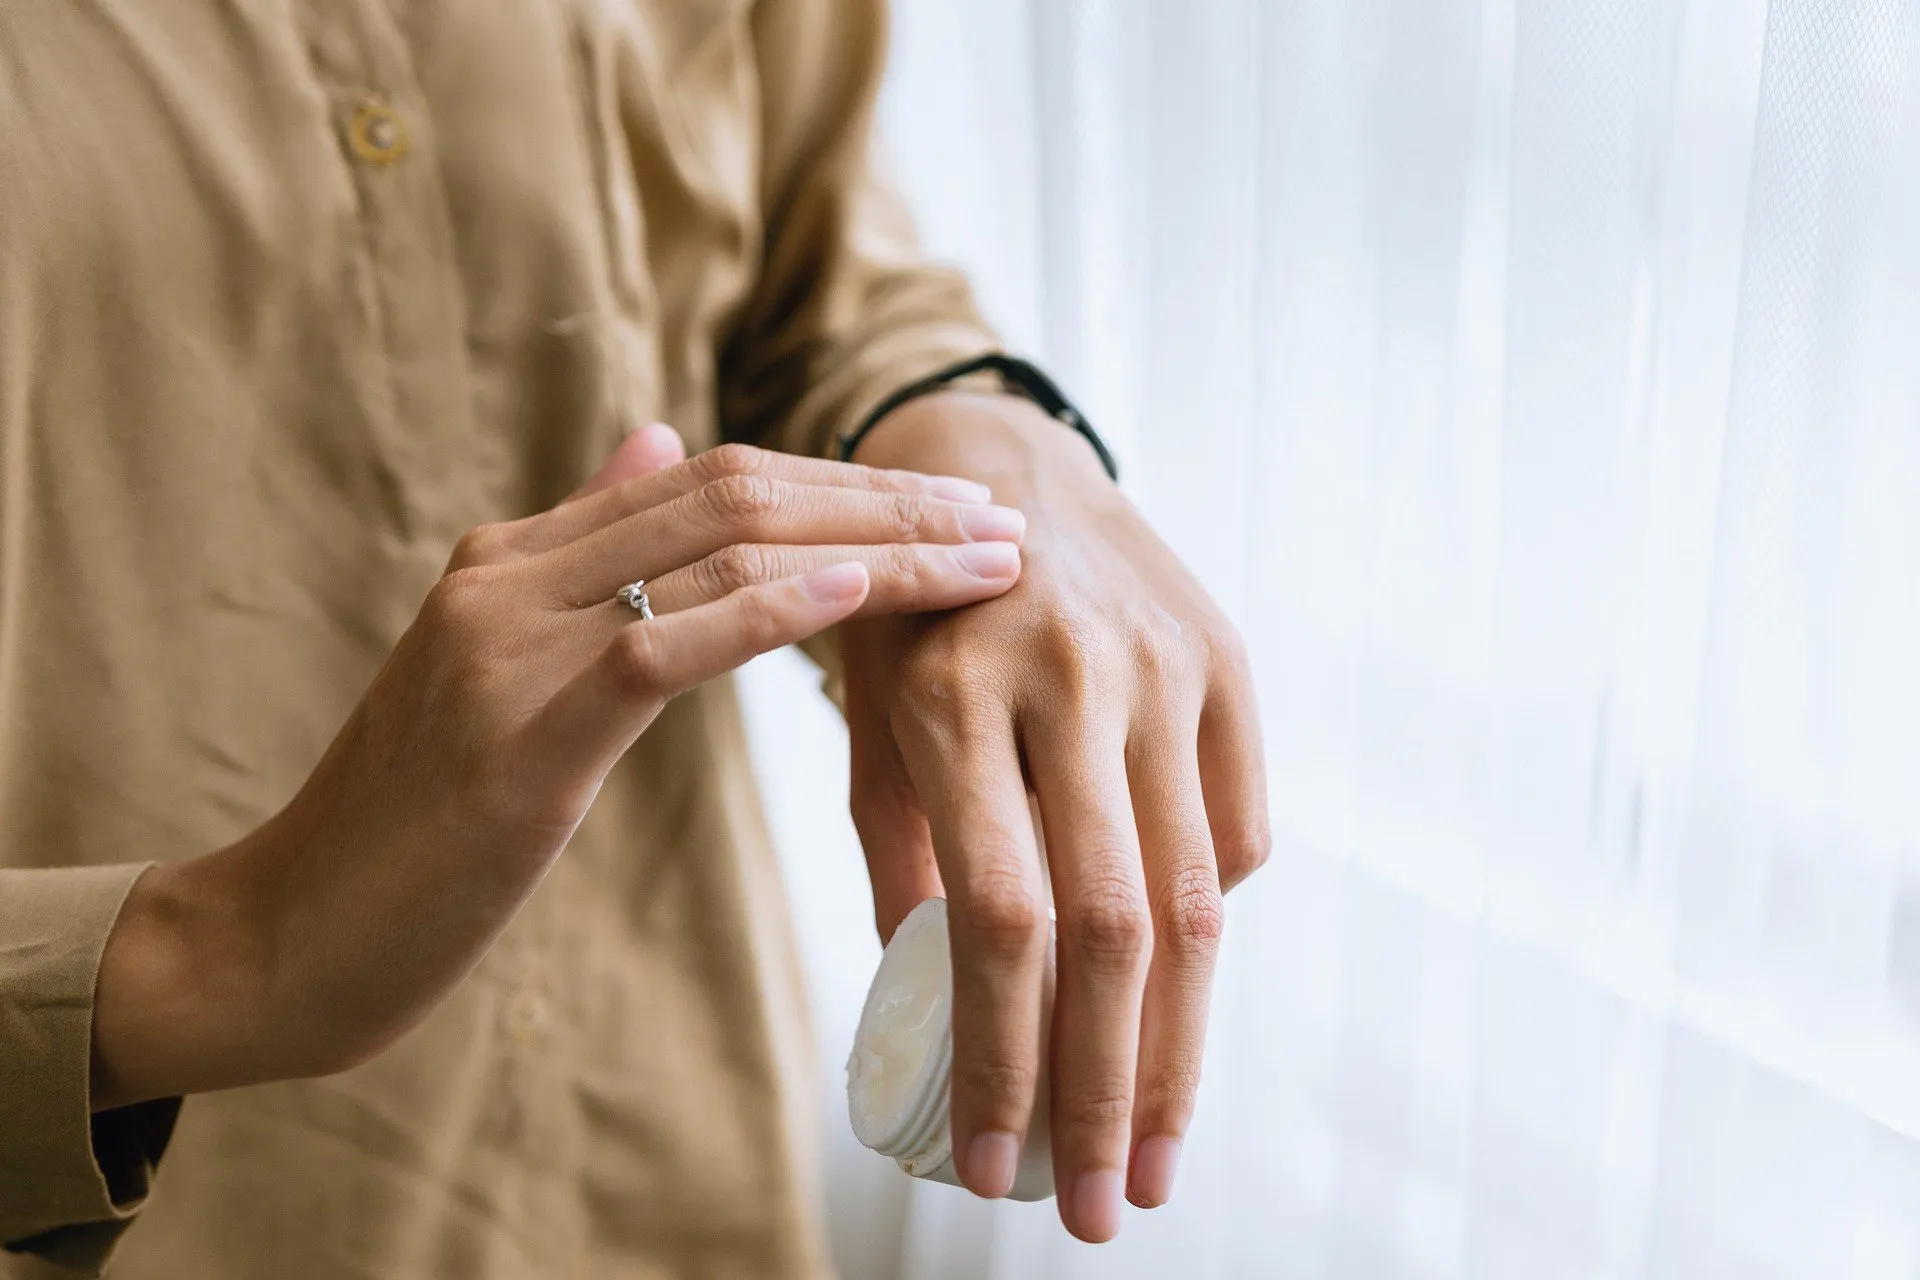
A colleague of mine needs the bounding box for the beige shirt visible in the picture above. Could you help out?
[0,2,993,1275]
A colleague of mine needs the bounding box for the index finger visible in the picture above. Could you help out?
[893,700,1050,1202]
[523,444,993,561]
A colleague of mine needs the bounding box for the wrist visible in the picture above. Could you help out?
[851,391,1114,499]
[91,844,280,1110]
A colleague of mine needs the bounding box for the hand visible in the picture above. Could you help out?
[90,430,1029,1109]
[843,394,1270,1242]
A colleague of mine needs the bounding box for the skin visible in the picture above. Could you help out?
[844,392,1270,1243]
[89,426,1033,1111]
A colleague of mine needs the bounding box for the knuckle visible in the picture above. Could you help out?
[1156,864,1225,960]
[895,641,986,727]
[897,639,961,692]
[956,1056,1039,1113]
[1217,818,1273,888]
[1207,619,1254,683]
[1062,878,1152,974]
[422,566,500,634]
[448,522,514,571]
[733,583,790,646]
[957,874,1047,961]
[875,544,931,605]
[702,472,782,530]
[1133,611,1199,685]
[706,542,773,594]
[1063,1077,1135,1134]
[1041,619,1122,703]
[696,442,770,481]
[886,491,932,542]
[1138,1058,1205,1117]
[607,624,665,697]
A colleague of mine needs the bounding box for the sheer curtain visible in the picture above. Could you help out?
[740,1,1920,1275]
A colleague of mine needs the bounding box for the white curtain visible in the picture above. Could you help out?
[740,1,1920,1275]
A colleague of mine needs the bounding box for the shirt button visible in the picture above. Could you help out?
[348,100,408,166]
[506,989,550,1045]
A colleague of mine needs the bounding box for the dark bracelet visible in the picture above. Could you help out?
[835,353,1119,481]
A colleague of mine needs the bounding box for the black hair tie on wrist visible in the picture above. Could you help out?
[836,353,1119,482]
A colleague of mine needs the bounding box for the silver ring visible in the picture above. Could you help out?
[614,579,654,620]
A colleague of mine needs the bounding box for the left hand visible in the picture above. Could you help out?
[89,428,1030,1111]
[843,392,1270,1243]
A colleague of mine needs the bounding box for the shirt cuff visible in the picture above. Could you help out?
[780,326,998,464]
[1,864,182,1275]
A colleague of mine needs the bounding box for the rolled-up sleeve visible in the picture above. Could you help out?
[716,0,999,465]
[2,865,180,1276]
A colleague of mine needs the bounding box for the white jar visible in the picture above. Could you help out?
[846,897,1055,1201]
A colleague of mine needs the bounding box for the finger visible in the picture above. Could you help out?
[892,696,1048,1202]
[642,542,1022,619]
[1124,737,1221,1210]
[542,477,1025,606]
[842,622,944,941]
[526,564,872,789]
[564,422,688,502]
[523,444,993,560]
[1200,643,1272,891]
[1031,712,1149,1244]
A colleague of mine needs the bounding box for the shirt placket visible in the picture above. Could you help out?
[295,0,482,546]
[292,0,567,1233]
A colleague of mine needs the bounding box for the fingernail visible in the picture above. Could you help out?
[1128,1136,1182,1208]
[1068,1170,1125,1242]
[923,475,994,503]
[958,504,1027,543]
[800,562,868,603]
[953,542,1021,579]
[635,421,679,445]
[965,1131,1020,1199]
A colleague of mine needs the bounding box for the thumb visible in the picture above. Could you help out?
[843,625,945,941]
[567,422,687,501]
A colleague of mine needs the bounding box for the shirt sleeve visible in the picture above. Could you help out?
[2,864,182,1276]
[716,0,1000,467]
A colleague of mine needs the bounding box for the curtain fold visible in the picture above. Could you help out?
[744,1,1920,1275]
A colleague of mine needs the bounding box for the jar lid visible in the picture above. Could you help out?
[847,897,955,1158]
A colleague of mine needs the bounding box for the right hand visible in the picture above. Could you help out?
[90,431,1028,1109]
